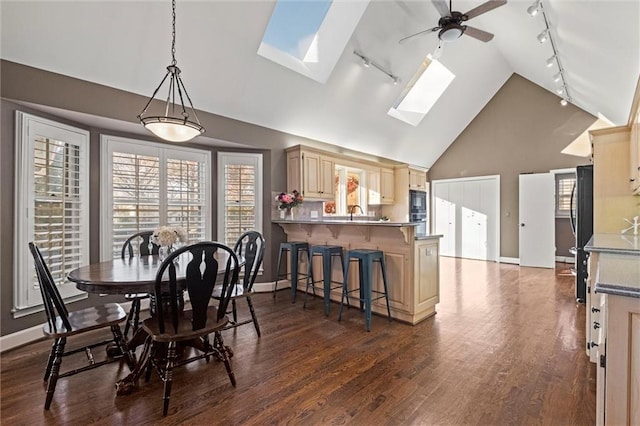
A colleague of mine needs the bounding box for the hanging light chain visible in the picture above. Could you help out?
[171,0,177,66]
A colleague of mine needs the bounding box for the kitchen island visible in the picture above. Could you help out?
[273,219,442,325]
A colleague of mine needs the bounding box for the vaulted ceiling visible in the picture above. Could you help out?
[1,1,639,168]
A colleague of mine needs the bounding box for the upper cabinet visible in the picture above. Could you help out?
[408,167,428,191]
[368,167,395,205]
[287,147,335,201]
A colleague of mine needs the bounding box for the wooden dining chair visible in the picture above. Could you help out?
[140,241,239,416]
[121,231,160,338]
[28,242,136,410]
[212,231,265,337]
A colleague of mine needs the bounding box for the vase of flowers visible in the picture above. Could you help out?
[152,226,188,260]
[276,190,303,220]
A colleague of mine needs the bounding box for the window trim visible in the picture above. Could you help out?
[217,152,264,245]
[551,168,576,219]
[13,112,90,316]
[100,135,212,261]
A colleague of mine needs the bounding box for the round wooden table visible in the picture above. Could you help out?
[68,251,244,295]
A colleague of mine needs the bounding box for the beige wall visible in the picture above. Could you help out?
[428,74,597,259]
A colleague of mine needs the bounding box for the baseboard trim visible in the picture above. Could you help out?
[555,256,574,263]
[499,257,520,264]
[254,281,288,293]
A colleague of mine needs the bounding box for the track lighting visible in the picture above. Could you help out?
[528,1,572,109]
[353,51,400,84]
[537,29,549,43]
[546,55,556,68]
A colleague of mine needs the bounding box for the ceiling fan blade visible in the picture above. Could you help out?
[399,26,441,44]
[464,25,495,42]
[463,0,507,20]
[431,0,451,17]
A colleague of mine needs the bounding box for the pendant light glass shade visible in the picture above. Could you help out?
[138,0,204,142]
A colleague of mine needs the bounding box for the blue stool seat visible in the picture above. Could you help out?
[339,248,391,331]
[274,241,310,303]
[304,245,345,316]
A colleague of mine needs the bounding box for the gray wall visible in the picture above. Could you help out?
[429,74,596,259]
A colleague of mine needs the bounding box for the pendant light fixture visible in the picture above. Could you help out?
[138,0,204,142]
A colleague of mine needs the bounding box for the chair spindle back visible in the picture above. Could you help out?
[233,231,265,292]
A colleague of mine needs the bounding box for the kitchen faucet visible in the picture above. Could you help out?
[349,204,363,221]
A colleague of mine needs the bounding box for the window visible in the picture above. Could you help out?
[217,153,263,247]
[101,136,211,260]
[555,173,576,217]
[14,112,90,315]
[333,165,366,216]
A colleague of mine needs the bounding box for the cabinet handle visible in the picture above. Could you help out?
[591,307,600,313]
[593,321,600,329]
[590,341,599,347]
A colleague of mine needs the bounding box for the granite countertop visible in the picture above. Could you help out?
[585,233,640,256]
[272,219,420,227]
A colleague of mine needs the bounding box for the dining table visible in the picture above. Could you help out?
[67,250,245,395]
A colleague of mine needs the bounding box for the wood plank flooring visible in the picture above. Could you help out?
[0,257,596,425]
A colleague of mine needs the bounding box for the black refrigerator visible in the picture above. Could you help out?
[570,165,593,303]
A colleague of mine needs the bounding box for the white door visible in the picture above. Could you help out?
[519,173,555,268]
[433,176,499,261]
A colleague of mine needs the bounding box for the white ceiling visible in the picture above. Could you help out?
[1,0,639,168]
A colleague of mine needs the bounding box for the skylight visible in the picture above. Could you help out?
[257,0,370,84]
[262,1,331,61]
[388,55,455,126]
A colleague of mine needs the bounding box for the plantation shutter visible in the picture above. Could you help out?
[14,113,90,312]
[166,157,207,243]
[556,173,576,217]
[101,136,211,260]
[218,153,263,247]
[110,152,161,258]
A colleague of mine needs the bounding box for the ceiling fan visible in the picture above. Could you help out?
[399,0,507,45]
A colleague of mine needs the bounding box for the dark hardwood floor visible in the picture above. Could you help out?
[1,257,596,425]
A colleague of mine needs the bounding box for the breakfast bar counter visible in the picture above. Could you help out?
[274,219,442,324]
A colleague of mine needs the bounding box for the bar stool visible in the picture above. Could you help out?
[304,245,345,316]
[273,241,310,303]
[339,248,392,331]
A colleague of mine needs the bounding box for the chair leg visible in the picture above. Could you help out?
[379,258,392,322]
[145,342,156,383]
[43,339,59,382]
[131,298,142,334]
[231,299,238,324]
[214,332,236,387]
[44,337,66,410]
[273,247,284,298]
[162,341,177,416]
[111,325,136,371]
[246,297,261,337]
[123,298,137,339]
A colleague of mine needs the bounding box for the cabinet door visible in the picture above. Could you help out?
[368,169,382,205]
[409,169,426,190]
[415,240,439,311]
[302,152,323,199]
[380,168,395,203]
[319,156,335,198]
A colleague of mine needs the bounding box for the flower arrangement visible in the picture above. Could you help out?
[275,190,303,210]
[152,225,188,247]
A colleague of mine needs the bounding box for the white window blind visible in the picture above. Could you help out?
[101,136,211,260]
[217,153,263,247]
[14,112,89,314]
[556,173,576,217]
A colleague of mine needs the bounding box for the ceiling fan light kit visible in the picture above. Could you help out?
[138,0,204,143]
[527,0,572,106]
[398,0,506,45]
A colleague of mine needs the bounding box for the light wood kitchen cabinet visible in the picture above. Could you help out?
[630,103,640,193]
[409,167,428,191]
[368,167,395,205]
[286,147,335,201]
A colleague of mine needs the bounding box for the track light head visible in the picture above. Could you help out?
[546,55,556,68]
[363,58,371,68]
[560,98,569,106]
[537,29,549,43]
[553,72,562,82]
[527,1,540,17]
[556,86,565,95]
